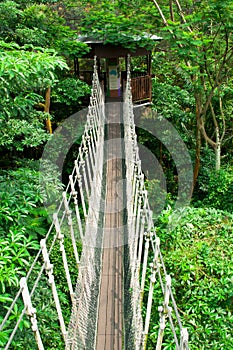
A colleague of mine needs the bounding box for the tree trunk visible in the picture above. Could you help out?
[45,87,52,134]
[169,0,174,21]
[215,127,221,170]
[193,95,202,189]
[210,101,221,170]
[193,126,201,189]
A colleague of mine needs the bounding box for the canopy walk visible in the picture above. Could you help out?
[0,57,190,350]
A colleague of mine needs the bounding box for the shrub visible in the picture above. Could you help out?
[147,207,233,349]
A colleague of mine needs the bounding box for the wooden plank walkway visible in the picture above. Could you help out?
[96,103,124,350]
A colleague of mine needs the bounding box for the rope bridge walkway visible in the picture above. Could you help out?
[0,57,190,350]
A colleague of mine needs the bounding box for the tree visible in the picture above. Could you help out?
[0,0,89,56]
[0,42,68,151]
[151,0,233,181]
[64,0,160,50]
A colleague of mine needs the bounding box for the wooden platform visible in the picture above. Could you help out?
[96,103,124,349]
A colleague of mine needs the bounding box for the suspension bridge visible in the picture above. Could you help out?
[0,57,190,349]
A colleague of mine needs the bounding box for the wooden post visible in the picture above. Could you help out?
[20,278,44,350]
[143,262,156,350]
[40,239,67,341]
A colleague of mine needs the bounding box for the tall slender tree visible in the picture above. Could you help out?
[151,0,233,181]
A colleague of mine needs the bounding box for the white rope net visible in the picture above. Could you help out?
[65,60,105,349]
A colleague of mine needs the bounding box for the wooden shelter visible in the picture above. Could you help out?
[75,35,162,104]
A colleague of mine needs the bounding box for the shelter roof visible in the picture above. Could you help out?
[78,32,162,58]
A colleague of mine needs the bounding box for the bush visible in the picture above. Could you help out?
[0,163,63,297]
[0,164,79,349]
[194,165,233,213]
[148,206,233,349]
[203,167,233,212]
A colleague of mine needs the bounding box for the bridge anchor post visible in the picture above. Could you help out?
[20,277,44,350]
[40,239,67,342]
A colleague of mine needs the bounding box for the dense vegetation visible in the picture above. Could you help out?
[0,0,232,348]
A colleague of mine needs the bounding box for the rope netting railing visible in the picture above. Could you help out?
[65,62,106,350]
[123,57,190,350]
[0,57,105,350]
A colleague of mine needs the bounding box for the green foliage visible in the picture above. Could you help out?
[53,29,89,58]
[0,227,39,293]
[0,166,44,294]
[0,0,233,348]
[145,179,169,217]
[0,42,68,90]
[0,42,68,151]
[152,0,233,170]
[151,77,195,147]
[0,162,68,349]
[48,233,81,295]
[1,116,49,151]
[0,1,22,40]
[0,167,45,229]
[0,0,89,55]
[77,0,160,50]
[1,271,67,349]
[197,166,233,212]
[152,79,195,122]
[148,206,233,349]
[39,159,64,210]
[0,164,63,290]
[20,3,89,55]
[52,77,91,106]
[0,157,81,349]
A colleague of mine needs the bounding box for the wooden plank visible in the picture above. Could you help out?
[96,106,123,350]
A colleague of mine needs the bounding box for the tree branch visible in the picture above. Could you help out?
[218,91,226,143]
[152,0,170,27]
[199,117,216,149]
[151,0,192,69]
[174,0,192,32]
[210,102,218,130]
[169,0,174,21]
